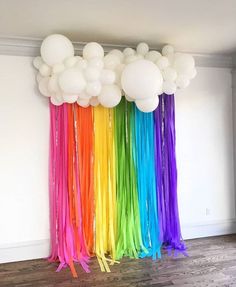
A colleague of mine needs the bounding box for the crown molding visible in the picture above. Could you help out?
[0,36,233,69]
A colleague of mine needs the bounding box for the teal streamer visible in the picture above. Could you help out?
[133,107,161,259]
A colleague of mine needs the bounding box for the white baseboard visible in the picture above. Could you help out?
[0,239,50,264]
[0,219,236,264]
[181,218,236,240]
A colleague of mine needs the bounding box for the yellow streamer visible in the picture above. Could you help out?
[93,106,118,272]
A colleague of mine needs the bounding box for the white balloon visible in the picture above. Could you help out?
[52,63,65,74]
[136,42,149,56]
[123,47,135,57]
[173,53,195,74]
[36,72,43,83]
[162,67,177,82]
[78,91,91,100]
[109,49,124,62]
[64,56,78,68]
[84,67,100,82]
[125,55,138,64]
[38,77,50,97]
[135,96,159,112]
[100,69,116,85]
[48,75,60,93]
[90,96,100,107]
[88,57,104,70]
[176,75,190,89]
[63,94,78,103]
[76,59,88,70]
[33,56,43,69]
[98,85,122,108]
[145,51,162,62]
[86,81,102,97]
[39,64,51,77]
[156,56,169,70]
[77,98,90,108]
[83,42,104,60]
[162,81,177,95]
[121,59,163,100]
[41,34,74,66]
[59,68,86,94]
[188,67,197,79]
[104,54,120,70]
[51,95,63,106]
[162,45,174,56]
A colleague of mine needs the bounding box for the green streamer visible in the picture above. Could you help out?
[114,98,145,259]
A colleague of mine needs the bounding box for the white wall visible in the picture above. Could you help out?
[0,55,235,263]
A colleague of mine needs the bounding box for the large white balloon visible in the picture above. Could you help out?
[58,68,86,94]
[156,56,169,70]
[173,53,195,74]
[162,81,177,95]
[135,96,159,112]
[136,42,149,56]
[98,85,122,108]
[83,42,104,60]
[100,69,116,85]
[121,59,163,100]
[41,34,74,66]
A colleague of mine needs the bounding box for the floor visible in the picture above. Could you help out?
[1,235,236,287]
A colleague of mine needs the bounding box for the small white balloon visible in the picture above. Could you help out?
[83,42,104,60]
[75,59,88,70]
[33,56,43,69]
[88,57,104,70]
[86,81,102,97]
[109,49,124,62]
[52,63,65,74]
[145,51,162,62]
[63,93,78,103]
[121,59,163,100]
[48,75,60,93]
[125,55,138,64]
[64,56,78,68]
[176,75,190,89]
[162,45,174,56]
[136,42,149,56]
[39,64,51,77]
[156,56,169,70]
[123,47,135,57]
[100,69,116,85]
[59,68,86,94]
[162,67,177,82]
[51,95,63,106]
[77,98,90,108]
[90,96,100,107]
[84,67,100,82]
[38,77,50,97]
[104,54,120,70]
[98,85,122,108]
[135,96,159,113]
[162,81,177,95]
[41,34,74,66]
[173,53,195,74]
[78,91,91,100]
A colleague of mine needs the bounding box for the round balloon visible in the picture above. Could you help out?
[173,53,195,74]
[88,57,104,70]
[84,67,100,82]
[135,96,159,112]
[104,54,120,69]
[86,81,102,97]
[162,45,174,56]
[83,42,104,60]
[98,85,122,108]
[156,56,169,70]
[145,51,162,62]
[109,49,124,62]
[39,64,51,77]
[100,69,116,85]
[121,59,163,100]
[162,67,177,82]
[90,96,100,107]
[41,34,74,66]
[162,80,177,95]
[123,47,135,57]
[51,95,63,106]
[176,75,190,89]
[77,98,90,108]
[33,56,43,69]
[136,42,149,56]
[63,94,78,103]
[58,68,86,94]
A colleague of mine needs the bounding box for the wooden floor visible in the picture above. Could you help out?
[1,235,236,287]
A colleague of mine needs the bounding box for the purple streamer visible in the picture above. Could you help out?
[154,94,186,255]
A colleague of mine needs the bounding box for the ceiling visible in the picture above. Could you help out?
[0,0,236,55]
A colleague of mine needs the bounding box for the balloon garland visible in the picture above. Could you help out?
[35,35,195,277]
[34,34,196,112]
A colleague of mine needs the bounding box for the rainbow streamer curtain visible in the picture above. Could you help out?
[49,94,186,277]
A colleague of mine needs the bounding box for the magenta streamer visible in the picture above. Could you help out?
[154,94,187,256]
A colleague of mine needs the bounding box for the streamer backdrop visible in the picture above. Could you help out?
[49,94,186,277]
